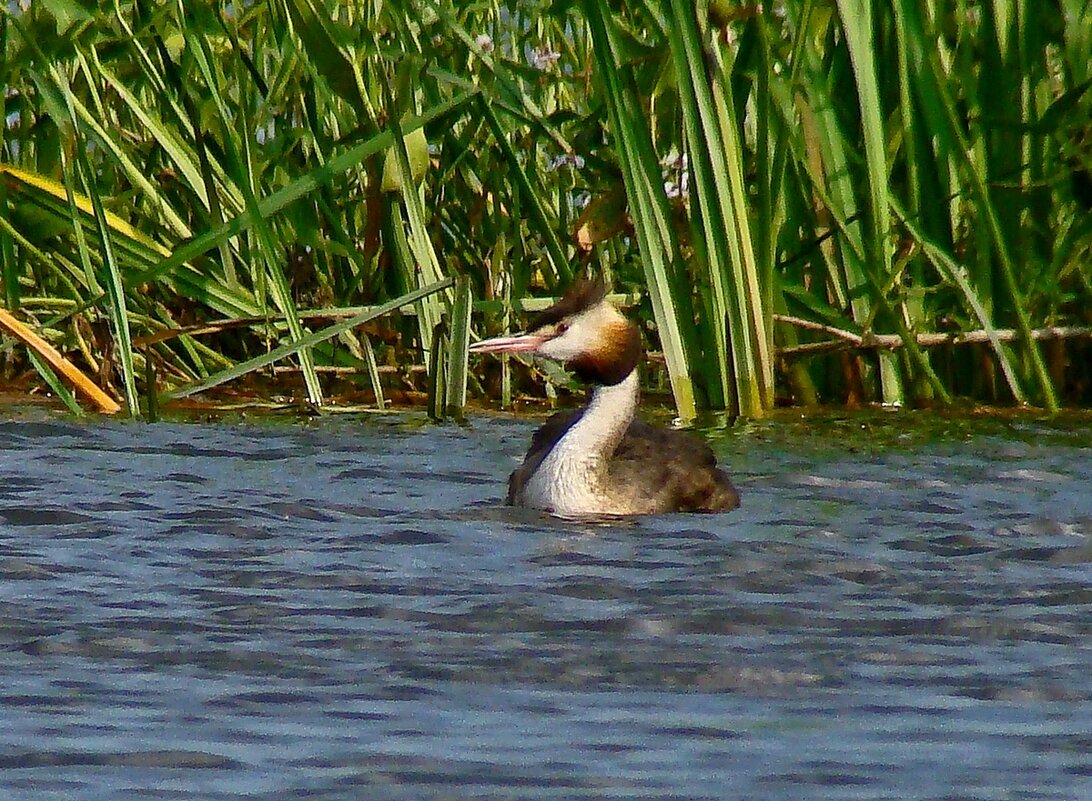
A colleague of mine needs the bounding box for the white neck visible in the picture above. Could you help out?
[567,370,639,457]
[520,370,639,516]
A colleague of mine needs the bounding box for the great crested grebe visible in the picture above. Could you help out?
[470,279,740,517]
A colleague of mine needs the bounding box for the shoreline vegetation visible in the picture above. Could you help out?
[1,2,1090,421]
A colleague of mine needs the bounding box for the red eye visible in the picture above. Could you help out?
[557,323,569,334]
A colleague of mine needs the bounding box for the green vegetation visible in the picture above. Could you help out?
[1,1,1090,419]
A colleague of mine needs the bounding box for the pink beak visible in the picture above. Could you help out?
[468,333,547,354]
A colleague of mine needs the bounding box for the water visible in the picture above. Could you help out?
[0,409,1089,800]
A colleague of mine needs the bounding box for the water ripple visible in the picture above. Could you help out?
[0,413,1089,800]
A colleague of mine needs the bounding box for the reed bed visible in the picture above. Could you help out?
[1,1,1089,418]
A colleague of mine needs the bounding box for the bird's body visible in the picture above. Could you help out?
[471,279,739,517]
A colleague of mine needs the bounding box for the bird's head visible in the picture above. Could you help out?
[470,278,641,385]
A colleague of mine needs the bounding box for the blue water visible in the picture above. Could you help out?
[0,411,1089,799]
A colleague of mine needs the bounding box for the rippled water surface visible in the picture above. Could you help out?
[1,409,1090,800]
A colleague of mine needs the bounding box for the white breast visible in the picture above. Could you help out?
[514,372,639,517]
[518,441,607,516]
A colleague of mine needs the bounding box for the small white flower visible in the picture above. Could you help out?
[255,120,276,144]
[659,148,684,170]
[474,33,494,53]
[548,152,585,171]
[529,46,561,71]
[660,149,690,200]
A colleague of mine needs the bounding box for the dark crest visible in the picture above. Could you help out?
[527,276,608,332]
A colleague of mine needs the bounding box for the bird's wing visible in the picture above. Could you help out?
[610,421,738,511]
